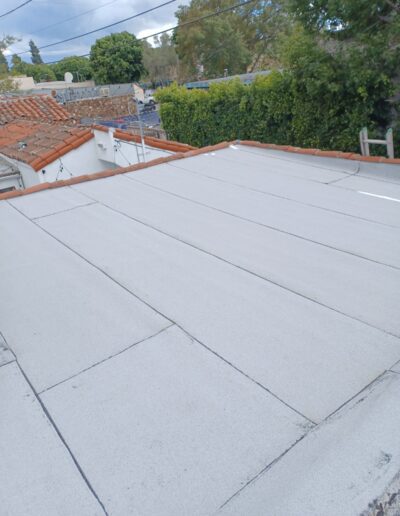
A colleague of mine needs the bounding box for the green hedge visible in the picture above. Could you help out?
[156,70,397,153]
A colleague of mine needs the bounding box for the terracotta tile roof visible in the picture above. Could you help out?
[0,121,195,173]
[0,95,71,125]
[0,142,229,200]
[0,121,93,171]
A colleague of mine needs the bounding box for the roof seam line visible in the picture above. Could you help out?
[8,201,177,325]
[218,431,309,510]
[0,333,108,513]
[167,162,400,230]
[320,371,387,422]
[234,144,359,176]
[8,201,314,425]
[38,323,174,395]
[218,368,398,511]
[0,359,16,369]
[32,200,98,221]
[96,199,400,339]
[15,359,109,515]
[123,172,400,272]
[174,324,316,424]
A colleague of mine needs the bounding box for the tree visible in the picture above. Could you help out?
[174,0,289,79]
[0,77,19,93]
[285,1,400,147]
[0,51,8,75]
[50,56,93,81]
[0,35,17,76]
[11,54,22,68]
[90,32,145,84]
[142,34,179,86]
[176,16,251,79]
[14,62,56,82]
[29,40,43,64]
[287,0,399,36]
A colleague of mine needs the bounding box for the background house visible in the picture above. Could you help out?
[0,95,193,193]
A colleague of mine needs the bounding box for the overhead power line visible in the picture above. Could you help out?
[30,0,120,36]
[43,0,259,64]
[141,0,259,43]
[16,0,178,55]
[0,0,32,19]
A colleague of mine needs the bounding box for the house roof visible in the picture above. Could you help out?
[0,142,399,514]
[0,121,94,171]
[0,95,71,124]
[0,121,195,172]
[1,139,399,198]
[92,124,196,154]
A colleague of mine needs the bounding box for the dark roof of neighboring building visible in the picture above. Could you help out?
[185,70,272,89]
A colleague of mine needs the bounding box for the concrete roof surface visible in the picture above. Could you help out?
[1,144,399,515]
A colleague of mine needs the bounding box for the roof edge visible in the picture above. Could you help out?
[238,140,400,165]
[0,141,230,201]
[31,131,94,171]
[2,137,399,202]
[92,125,196,154]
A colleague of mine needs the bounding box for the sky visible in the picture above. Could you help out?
[1,0,189,63]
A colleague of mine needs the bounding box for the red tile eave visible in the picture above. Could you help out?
[92,125,196,153]
[238,140,400,164]
[30,132,94,171]
[0,121,94,171]
[1,139,399,202]
[0,141,230,200]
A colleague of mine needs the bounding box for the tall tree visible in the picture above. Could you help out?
[0,51,8,74]
[11,54,22,68]
[174,0,289,79]
[0,36,19,91]
[175,15,251,78]
[286,0,400,136]
[90,32,145,84]
[0,35,17,75]
[143,33,179,86]
[29,40,43,64]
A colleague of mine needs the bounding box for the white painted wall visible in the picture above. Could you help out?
[0,130,172,187]
[0,154,38,188]
[113,139,171,167]
[0,174,23,193]
[40,139,112,183]
[93,128,172,169]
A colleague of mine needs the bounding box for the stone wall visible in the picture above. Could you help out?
[64,95,136,121]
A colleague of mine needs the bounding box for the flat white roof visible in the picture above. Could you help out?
[1,144,400,515]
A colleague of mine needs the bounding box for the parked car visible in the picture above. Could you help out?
[138,94,156,106]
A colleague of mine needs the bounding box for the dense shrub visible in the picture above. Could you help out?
[156,65,398,153]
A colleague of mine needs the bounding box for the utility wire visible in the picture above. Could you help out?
[135,0,259,43]
[0,0,32,19]
[43,0,258,64]
[16,0,178,55]
[30,0,120,35]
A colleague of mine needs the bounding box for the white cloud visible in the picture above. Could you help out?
[1,0,189,62]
